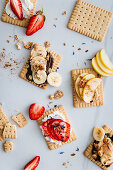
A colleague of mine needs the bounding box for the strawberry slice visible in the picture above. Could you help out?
[47,119,60,141]
[24,156,40,170]
[42,119,70,142]
[29,103,45,120]
[26,10,45,36]
[10,0,23,20]
[42,119,57,140]
[52,119,70,142]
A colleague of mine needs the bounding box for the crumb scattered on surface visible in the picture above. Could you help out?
[49,95,54,100]
[44,41,51,48]
[9,35,12,37]
[78,48,81,50]
[63,43,66,46]
[23,42,34,49]
[16,43,21,50]
[14,35,18,42]
[62,11,66,15]
[7,40,10,43]
[62,163,66,166]
[71,153,76,156]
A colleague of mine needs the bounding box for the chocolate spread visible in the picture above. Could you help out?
[26,52,54,82]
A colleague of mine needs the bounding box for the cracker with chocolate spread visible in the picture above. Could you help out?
[84,125,113,170]
[20,44,62,89]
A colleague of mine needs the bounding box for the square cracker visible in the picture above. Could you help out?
[67,0,113,41]
[1,0,37,28]
[84,125,113,170]
[19,44,62,89]
[71,68,104,108]
[0,108,10,129]
[3,123,17,139]
[0,108,10,141]
[3,141,13,152]
[37,105,77,150]
[12,113,27,128]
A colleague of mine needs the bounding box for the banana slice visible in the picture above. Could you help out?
[47,72,62,87]
[96,52,113,75]
[79,74,95,97]
[75,73,88,98]
[31,44,47,58]
[33,70,47,84]
[82,78,102,103]
[31,56,47,71]
[93,127,105,141]
[92,57,109,76]
[100,49,113,71]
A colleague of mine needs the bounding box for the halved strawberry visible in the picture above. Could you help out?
[24,156,40,170]
[26,10,45,36]
[10,0,23,20]
[29,103,45,120]
[52,119,71,142]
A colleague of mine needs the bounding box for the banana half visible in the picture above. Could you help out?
[93,127,105,141]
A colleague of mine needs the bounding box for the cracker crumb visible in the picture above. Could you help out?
[62,163,66,166]
[14,35,18,42]
[24,42,34,49]
[78,48,81,50]
[44,41,51,48]
[63,43,66,46]
[16,43,21,50]
[9,35,12,37]
[62,11,66,15]
[49,95,54,100]
[7,40,10,43]
[71,153,76,156]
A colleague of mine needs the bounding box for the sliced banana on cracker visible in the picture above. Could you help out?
[33,70,47,84]
[93,127,105,141]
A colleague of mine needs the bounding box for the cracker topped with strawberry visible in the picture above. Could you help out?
[37,105,77,150]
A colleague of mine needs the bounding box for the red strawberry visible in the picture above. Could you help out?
[26,10,45,36]
[24,156,40,170]
[29,103,45,120]
[42,119,70,142]
[10,0,23,20]
[42,119,57,141]
[53,120,70,142]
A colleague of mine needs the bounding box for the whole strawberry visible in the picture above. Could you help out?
[26,10,45,36]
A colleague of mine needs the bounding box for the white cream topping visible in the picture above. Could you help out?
[5,0,33,19]
[40,111,68,145]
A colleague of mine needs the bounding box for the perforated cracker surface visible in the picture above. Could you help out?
[68,0,113,41]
